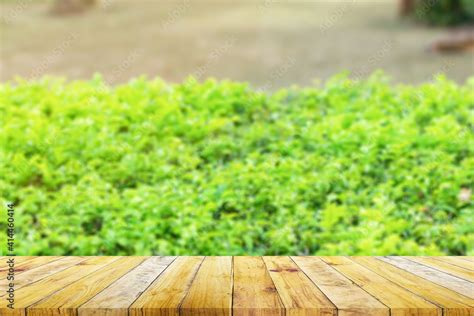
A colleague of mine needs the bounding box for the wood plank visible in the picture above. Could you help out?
[350,257,473,315]
[1,256,472,315]
[386,257,474,292]
[0,257,87,290]
[431,257,474,271]
[292,256,389,316]
[0,257,119,316]
[405,257,474,282]
[28,257,147,316]
[0,257,60,274]
[130,256,204,316]
[262,256,336,316]
[320,256,440,316]
[180,256,233,316]
[0,257,35,269]
[379,257,474,298]
[80,256,176,316]
[233,256,284,316]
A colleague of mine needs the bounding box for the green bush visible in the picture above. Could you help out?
[414,0,474,26]
[1,74,473,256]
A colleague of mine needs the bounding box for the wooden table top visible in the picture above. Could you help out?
[0,256,472,315]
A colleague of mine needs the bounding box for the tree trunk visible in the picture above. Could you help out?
[399,0,415,16]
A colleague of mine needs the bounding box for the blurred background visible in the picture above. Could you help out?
[1,0,473,88]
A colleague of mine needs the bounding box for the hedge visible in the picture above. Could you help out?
[414,0,474,26]
[0,73,473,255]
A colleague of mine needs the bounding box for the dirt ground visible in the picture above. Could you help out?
[1,0,473,88]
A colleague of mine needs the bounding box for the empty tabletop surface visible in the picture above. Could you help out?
[0,256,473,315]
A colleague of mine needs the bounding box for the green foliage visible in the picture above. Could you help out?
[414,0,474,26]
[1,74,473,256]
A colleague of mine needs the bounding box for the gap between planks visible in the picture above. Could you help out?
[0,256,472,316]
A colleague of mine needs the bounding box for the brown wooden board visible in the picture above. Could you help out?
[1,256,472,316]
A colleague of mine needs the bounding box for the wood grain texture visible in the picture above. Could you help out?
[379,256,474,298]
[292,256,389,316]
[0,256,87,290]
[130,256,204,316]
[351,257,473,316]
[0,257,48,273]
[180,256,233,316]
[431,257,474,271]
[406,257,474,281]
[320,256,441,316]
[1,257,472,316]
[263,256,336,316]
[0,257,35,270]
[28,257,146,316]
[80,256,176,316]
[0,257,118,316]
[233,256,284,316]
